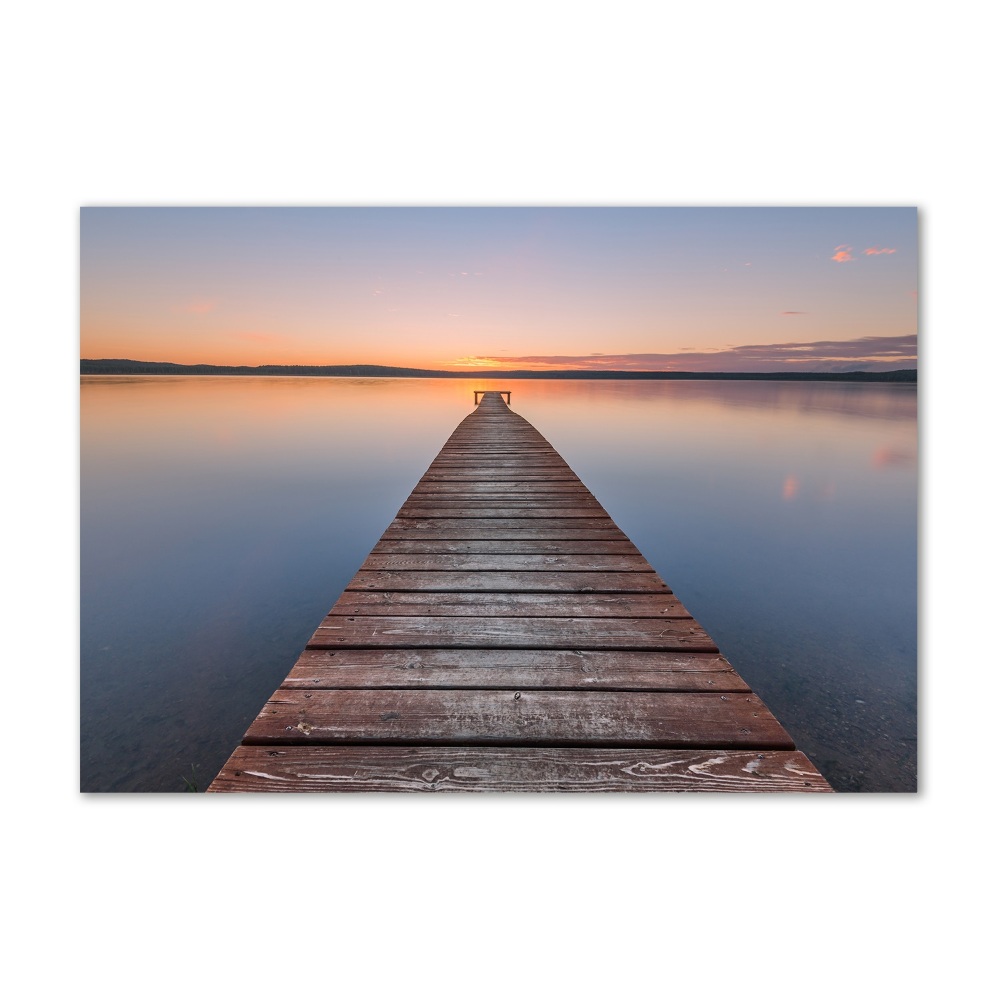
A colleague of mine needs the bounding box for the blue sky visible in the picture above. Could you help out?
[82,206,917,371]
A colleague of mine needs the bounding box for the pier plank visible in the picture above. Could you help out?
[371,539,643,555]
[243,689,794,749]
[396,505,610,518]
[307,615,717,650]
[359,553,653,572]
[345,571,670,593]
[325,591,692,617]
[418,474,583,481]
[409,480,594,489]
[210,747,830,792]
[283,648,747,691]
[380,518,630,538]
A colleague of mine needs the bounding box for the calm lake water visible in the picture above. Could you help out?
[80,376,917,792]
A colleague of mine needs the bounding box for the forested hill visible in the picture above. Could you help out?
[81,359,917,382]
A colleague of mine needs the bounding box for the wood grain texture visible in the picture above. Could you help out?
[371,539,643,555]
[409,487,594,495]
[345,571,670,593]
[424,467,576,472]
[243,689,794,748]
[210,391,831,793]
[421,469,576,477]
[307,615,717,651]
[284,648,748,691]
[380,518,630,539]
[360,553,653,572]
[403,499,600,509]
[208,746,833,792]
[397,505,609,518]
[411,482,591,493]
[326,591,692,617]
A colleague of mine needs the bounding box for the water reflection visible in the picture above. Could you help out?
[80,376,917,792]
[871,445,917,468]
[645,379,918,421]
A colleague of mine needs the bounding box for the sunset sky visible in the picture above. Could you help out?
[80,207,917,372]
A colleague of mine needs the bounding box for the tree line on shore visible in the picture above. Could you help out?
[81,359,917,382]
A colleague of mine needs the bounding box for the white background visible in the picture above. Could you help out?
[5,2,991,997]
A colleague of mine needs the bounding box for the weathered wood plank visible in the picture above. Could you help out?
[345,571,671,592]
[308,615,716,650]
[371,539,643,555]
[430,451,564,457]
[437,438,543,445]
[417,479,582,487]
[397,505,608,518]
[428,451,570,458]
[284,648,747,691]
[438,446,551,454]
[208,746,832,792]
[411,492,592,502]
[359,553,654,572]
[243,689,793,748]
[422,462,579,471]
[414,478,589,486]
[401,497,604,508]
[403,495,600,505]
[419,473,582,481]
[381,518,629,538]
[326,591,692,617]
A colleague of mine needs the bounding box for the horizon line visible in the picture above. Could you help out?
[81,358,917,379]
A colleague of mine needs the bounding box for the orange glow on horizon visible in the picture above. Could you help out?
[80,326,917,373]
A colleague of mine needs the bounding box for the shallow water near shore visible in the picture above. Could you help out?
[80,376,917,792]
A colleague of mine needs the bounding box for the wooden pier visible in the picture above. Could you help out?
[209,392,831,792]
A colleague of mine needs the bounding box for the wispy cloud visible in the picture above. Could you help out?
[458,334,917,373]
[780,311,806,315]
[449,356,503,367]
[833,245,898,262]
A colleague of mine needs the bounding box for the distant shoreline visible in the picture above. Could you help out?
[81,359,917,382]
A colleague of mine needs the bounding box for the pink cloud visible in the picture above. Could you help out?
[864,247,897,255]
[831,245,854,263]
[780,311,806,315]
[782,475,800,501]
